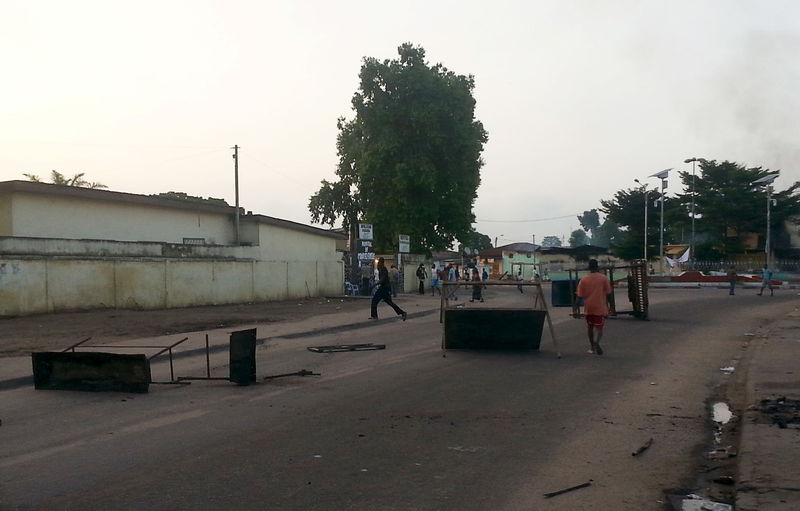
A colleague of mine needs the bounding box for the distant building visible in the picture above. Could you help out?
[0,180,345,316]
[477,243,623,280]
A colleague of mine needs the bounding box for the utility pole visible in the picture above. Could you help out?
[751,173,779,270]
[766,184,773,269]
[684,158,704,268]
[232,144,240,245]
[634,179,648,263]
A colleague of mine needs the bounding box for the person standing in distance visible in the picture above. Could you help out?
[389,264,400,297]
[726,265,737,295]
[370,258,407,320]
[415,263,427,295]
[757,265,775,296]
[576,259,613,355]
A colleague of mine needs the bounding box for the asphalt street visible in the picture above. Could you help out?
[1,287,796,510]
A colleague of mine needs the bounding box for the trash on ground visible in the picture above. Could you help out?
[712,402,733,424]
[706,445,737,460]
[719,366,735,373]
[543,480,592,498]
[307,343,386,353]
[743,332,755,336]
[263,369,320,380]
[631,437,654,457]
[679,493,732,510]
[759,396,800,429]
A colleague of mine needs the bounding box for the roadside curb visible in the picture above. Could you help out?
[736,309,800,510]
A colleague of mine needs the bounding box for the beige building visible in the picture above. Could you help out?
[0,181,346,316]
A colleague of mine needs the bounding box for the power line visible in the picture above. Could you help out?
[242,152,314,188]
[476,213,579,223]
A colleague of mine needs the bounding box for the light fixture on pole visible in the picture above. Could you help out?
[649,168,672,275]
[633,179,649,263]
[683,158,704,267]
[751,172,780,269]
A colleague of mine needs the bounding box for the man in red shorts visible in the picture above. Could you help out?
[576,259,613,355]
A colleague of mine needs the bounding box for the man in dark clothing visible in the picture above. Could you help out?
[415,263,427,294]
[371,258,408,320]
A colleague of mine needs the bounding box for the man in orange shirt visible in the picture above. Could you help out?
[576,259,613,355]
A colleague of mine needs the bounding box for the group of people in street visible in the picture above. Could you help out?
[726,264,777,296]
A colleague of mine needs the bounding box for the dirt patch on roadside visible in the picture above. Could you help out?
[0,298,369,357]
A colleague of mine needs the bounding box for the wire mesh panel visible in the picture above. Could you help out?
[627,260,649,319]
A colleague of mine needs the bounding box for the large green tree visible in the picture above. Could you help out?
[568,229,590,247]
[576,208,621,248]
[309,43,488,253]
[674,160,800,258]
[458,229,493,254]
[577,209,599,242]
[599,187,677,260]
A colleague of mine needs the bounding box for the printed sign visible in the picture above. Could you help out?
[399,234,410,253]
[357,252,376,261]
[358,223,373,240]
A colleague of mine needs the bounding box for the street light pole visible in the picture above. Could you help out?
[634,179,648,262]
[649,169,672,275]
[766,184,773,268]
[683,158,704,268]
[751,172,780,270]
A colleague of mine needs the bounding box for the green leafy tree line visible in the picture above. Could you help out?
[596,160,799,260]
[23,170,107,189]
[308,43,488,254]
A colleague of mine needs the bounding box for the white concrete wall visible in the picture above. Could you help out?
[0,195,11,236]
[255,223,339,262]
[10,192,233,244]
[0,257,344,316]
[0,190,345,316]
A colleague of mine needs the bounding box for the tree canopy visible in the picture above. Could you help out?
[597,160,799,260]
[674,160,800,258]
[23,170,107,189]
[599,187,673,260]
[568,229,590,247]
[308,43,488,253]
[541,235,562,248]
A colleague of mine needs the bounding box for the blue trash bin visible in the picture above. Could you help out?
[551,279,578,307]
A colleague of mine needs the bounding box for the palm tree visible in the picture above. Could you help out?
[22,171,108,189]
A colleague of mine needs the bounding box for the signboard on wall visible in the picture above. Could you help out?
[358,223,373,240]
[398,234,410,253]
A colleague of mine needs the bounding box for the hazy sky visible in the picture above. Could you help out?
[2,0,799,246]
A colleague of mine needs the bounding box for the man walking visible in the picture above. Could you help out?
[726,265,737,295]
[415,263,427,295]
[447,264,459,300]
[430,264,441,296]
[576,259,613,355]
[370,258,407,320]
[757,265,775,296]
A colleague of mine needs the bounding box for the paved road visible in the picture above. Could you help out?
[1,288,795,510]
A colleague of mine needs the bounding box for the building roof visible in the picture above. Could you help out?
[0,180,345,240]
[478,242,538,259]
[539,245,611,256]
